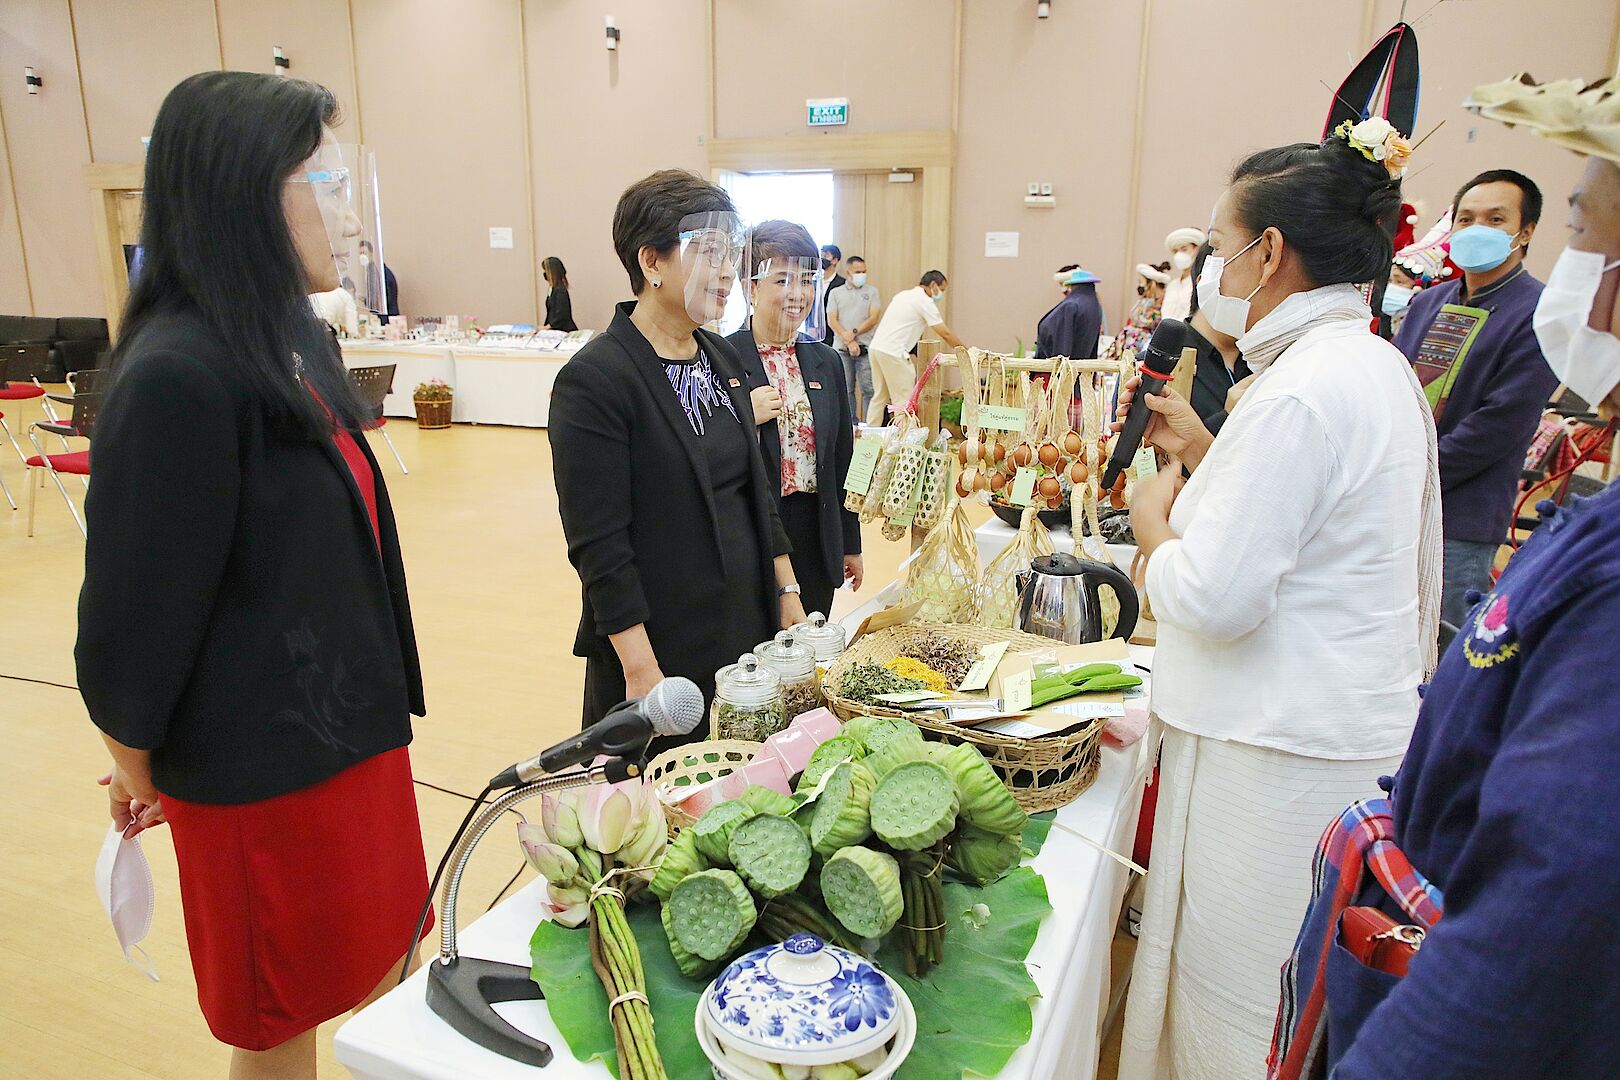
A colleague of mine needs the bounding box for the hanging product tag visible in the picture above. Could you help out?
[1010,467,1038,507]
[844,437,883,494]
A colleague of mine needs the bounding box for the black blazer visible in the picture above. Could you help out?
[728,328,861,581]
[1187,326,1251,435]
[549,303,791,676]
[546,285,577,332]
[77,307,423,805]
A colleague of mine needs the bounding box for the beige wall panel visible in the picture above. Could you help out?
[215,0,361,141]
[0,101,35,313]
[0,0,101,316]
[71,0,220,162]
[714,0,952,139]
[861,171,924,313]
[523,0,709,332]
[353,0,535,323]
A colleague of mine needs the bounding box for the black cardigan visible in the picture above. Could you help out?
[727,328,861,582]
[546,286,578,333]
[1186,325,1251,435]
[76,308,423,805]
[549,302,790,674]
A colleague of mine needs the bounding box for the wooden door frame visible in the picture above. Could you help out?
[85,163,144,340]
[706,131,954,277]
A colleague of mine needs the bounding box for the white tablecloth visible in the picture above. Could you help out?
[341,341,573,427]
[334,734,1150,1080]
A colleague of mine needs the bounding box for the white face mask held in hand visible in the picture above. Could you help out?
[95,823,159,981]
[1533,246,1620,407]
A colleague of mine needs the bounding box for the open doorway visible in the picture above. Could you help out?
[718,171,835,250]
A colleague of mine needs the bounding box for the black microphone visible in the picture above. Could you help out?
[1100,318,1202,490]
[488,676,705,789]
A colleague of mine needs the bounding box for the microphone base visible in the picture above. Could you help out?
[425,955,552,1067]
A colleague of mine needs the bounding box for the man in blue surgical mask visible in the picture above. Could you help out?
[1392,169,1558,627]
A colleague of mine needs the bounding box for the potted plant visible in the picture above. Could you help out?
[413,378,453,429]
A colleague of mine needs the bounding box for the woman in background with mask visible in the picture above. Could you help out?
[1103,261,1170,367]
[729,221,863,618]
[1161,226,1206,321]
[1114,120,1438,1080]
[77,72,430,1080]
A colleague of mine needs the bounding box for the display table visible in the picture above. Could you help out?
[340,340,575,428]
[334,732,1151,1080]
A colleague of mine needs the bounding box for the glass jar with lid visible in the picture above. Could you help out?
[712,653,785,742]
[754,629,823,722]
[792,611,848,668]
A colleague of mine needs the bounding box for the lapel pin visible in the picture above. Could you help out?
[728,378,741,387]
[807,380,822,390]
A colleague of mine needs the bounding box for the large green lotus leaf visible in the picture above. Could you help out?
[531,811,1059,1080]
[530,902,708,1079]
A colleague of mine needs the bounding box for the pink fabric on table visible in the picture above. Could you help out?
[1103,698,1152,748]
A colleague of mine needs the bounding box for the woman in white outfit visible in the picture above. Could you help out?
[1116,125,1441,1079]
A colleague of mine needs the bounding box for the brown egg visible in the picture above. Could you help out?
[1045,493,1065,510]
[1011,442,1034,468]
[974,471,991,491]
[989,441,1007,464]
[957,437,981,466]
[955,472,973,499]
[1061,429,1083,456]
[1038,476,1062,499]
[1037,442,1061,468]
[988,471,1008,492]
[1068,459,1089,485]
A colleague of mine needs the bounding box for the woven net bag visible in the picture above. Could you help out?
[977,505,1057,628]
[911,435,953,532]
[901,497,979,623]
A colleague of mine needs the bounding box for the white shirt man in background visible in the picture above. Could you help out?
[864,270,964,426]
[827,255,882,421]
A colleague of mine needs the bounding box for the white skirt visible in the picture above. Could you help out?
[1117,723,1403,1080]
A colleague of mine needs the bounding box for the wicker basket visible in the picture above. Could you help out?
[823,623,1104,813]
[414,398,453,429]
[643,739,763,835]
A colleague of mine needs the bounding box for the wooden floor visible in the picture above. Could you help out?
[0,397,1127,1079]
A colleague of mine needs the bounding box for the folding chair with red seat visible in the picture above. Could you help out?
[26,390,100,537]
[347,363,408,474]
[0,352,49,468]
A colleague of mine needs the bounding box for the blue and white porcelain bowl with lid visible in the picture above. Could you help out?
[696,933,915,1076]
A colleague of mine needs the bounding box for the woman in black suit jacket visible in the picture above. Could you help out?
[543,255,578,332]
[728,220,863,618]
[549,171,807,744]
[76,72,428,1076]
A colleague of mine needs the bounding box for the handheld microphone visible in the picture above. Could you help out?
[1100,318,1201,490]
[489,676,705,789]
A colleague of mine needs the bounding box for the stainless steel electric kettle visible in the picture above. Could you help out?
[1015,552,1140,645]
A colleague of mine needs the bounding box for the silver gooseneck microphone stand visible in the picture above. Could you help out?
[424,759,641,1068]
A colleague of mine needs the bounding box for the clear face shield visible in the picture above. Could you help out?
[285,139,386,312]
[747,255,827,345]
[677,212,747,331]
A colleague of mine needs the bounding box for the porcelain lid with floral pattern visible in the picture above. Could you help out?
[703,933,904,1066]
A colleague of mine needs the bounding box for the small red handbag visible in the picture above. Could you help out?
[1339,905,1426,977]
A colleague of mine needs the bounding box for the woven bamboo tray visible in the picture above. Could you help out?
[823,623,1104,813]
[644,738,763,835]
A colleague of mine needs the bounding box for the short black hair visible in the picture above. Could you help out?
[612,169,734,294]
[919,270,947,287]
[821,244,842,259]
[746,220,818,278]
[1187,243,1214,316]
[846,255,865,266]
[1228,135,1402,287]
[1453,169,1543,227]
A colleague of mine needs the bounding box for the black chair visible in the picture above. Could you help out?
[50,317,110,375]
[347,364,408,474]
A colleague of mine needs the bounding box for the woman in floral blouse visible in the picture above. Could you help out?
[729,220,862,618]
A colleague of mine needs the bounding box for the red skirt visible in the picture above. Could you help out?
[163,746,433,1050]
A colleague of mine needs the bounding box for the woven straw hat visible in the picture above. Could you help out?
[1465,72,1620,165]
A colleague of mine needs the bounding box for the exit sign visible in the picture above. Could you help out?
[807,98,849,127]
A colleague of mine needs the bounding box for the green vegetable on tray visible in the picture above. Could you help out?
[735,784,798,819]
[821,845,904,939]
[799,734,860,791]
[667,869,757,962]
[947,826,1024,886]
[809,761,876,857]
[649,830,708,903]
[1028,662,1143,708]
[728,814,812,899]
[690,800,755,865]
[935,741,1029,836]
[659,902,719,980]
[869,760,961,851]
[838,663,926,707]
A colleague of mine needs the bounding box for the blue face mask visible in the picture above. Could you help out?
[1449,224,1520,273]
[1381,283,1415,315]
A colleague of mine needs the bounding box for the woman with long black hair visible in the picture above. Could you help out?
[542,255,578,332]
[77,71,429,1079]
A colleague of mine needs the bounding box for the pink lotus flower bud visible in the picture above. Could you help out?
[541,793,584,849]
[546,900,590,929]
[547,881,589,910]
[518,824,580,885]
[581,786,633,854]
